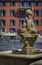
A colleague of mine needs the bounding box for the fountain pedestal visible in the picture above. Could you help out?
[20,33,37,54]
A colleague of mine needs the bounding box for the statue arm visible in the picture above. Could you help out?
[31,22,37,33]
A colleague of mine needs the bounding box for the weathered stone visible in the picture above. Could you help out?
[18,9,38,55]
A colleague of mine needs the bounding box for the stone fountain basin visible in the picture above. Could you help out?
[0,49,42,54]
[0,49,22,54]
[0,50,42,65]
[0,50,42,59]
[0,50,12,54]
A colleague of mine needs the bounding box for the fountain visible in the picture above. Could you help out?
[18,9,38,54]
[0,9,42,65]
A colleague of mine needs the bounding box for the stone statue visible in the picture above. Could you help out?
[19,9,37,34]
[18,9,37,54]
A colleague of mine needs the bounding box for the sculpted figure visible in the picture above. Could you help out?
[19,9,37,34]
[18,9,37,54]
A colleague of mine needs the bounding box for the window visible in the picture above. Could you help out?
[10,0,16,6]
[10,10,16,16]
[41,20,42,26]
[34,10,39,16]
[10,28,16,33]
[34,1,39,6]
[34,19,39,26]
[41,10,42,16]
[19,19,24,28]
[0,19,6,26]
[0,10,6,16]
[19,1,25,8]
[0,1,6,6]
[1,28,6,32]
[26,1,32,8]
[10,19,15,26]
[19,10,25,18]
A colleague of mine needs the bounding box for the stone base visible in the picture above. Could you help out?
[20,46,42,55]
[20,46,35,55]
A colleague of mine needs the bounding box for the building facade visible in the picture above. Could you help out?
[0,0,42,35]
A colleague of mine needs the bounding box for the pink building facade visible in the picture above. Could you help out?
[0,0,42,35]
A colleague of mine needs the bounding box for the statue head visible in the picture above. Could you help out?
[26,9,32,19]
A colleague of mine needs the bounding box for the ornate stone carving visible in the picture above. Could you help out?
[18,9,37,54]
